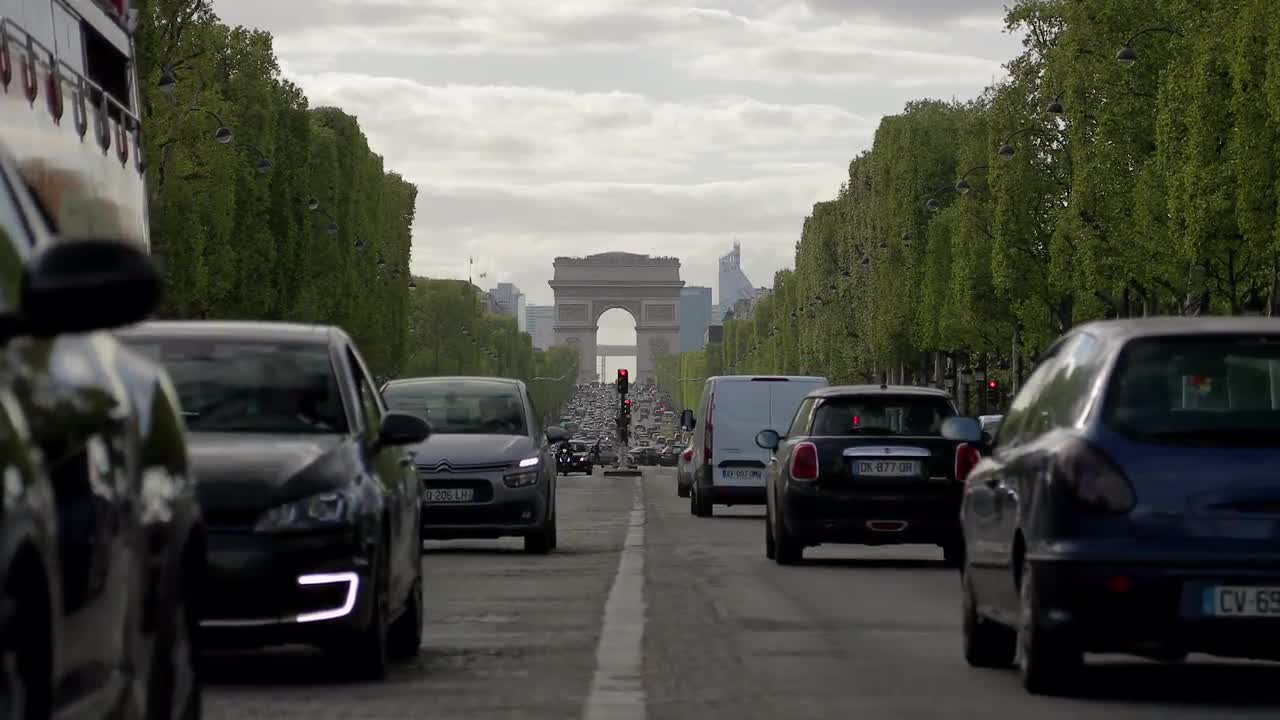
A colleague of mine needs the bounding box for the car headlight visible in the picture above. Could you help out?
[503,469,540,488]
[255,489,353,531]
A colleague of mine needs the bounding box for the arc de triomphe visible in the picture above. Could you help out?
[548,252,683,385]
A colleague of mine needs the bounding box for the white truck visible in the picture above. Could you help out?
[1,0,147,249]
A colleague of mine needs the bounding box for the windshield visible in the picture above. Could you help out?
[1103,335,1280,443]
[383,380,527,435]
[812,395,955,436]
[124,338,346,434]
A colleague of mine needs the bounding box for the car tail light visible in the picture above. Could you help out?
[955,443,981,483]
[1054,440,1135,513]
[682,448,693,461]
[790,442,819,481]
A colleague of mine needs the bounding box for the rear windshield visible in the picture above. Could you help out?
[1103,334,1280,444]
[812,395,956,436]
[383,380,527,435]
[124,338,346,434]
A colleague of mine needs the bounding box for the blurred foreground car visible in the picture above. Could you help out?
[381,377,568,554]
[0,148,204,716]
[120,322,430,680]
[960,318,1280,695]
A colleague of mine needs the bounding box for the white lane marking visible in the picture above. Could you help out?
[583,476,646,720]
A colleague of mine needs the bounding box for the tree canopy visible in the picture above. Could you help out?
[660,0,1280,412]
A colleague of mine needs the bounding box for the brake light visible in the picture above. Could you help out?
[682,448,693,461]
[1054,440,1135,513]
[955,443,981,483]
[790,442,819,480]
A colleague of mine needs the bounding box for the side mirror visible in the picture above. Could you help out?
[755,428,781,450]
[679,409,696,431]
[378,411,431,446]
[941,416,982,444]
[546,426,570,442]
[22,239,159,337]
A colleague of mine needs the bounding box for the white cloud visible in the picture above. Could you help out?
[208,0,1024,331]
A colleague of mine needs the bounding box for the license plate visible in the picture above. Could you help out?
[854,460,921,477]
[720,468,763,482]
[1203,586,1280,617]
[425,488,475,503]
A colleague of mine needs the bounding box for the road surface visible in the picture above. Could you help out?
[203,468,1280,719]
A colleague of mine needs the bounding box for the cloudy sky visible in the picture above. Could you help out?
[211,0,1024,348]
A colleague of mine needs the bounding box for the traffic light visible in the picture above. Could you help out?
[616,368,629,394]
[623,398,632,416]
[985,379,1000,405]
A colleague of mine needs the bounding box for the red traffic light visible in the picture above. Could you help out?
[624,399,631,406]
[618,369,628,377]
[987,380,998,389]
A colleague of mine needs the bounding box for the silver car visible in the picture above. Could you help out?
[381,377,570,554]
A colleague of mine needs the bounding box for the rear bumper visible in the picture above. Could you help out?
[1027,555,1280,660]
[780,482,961,545]
[697,465,766,505]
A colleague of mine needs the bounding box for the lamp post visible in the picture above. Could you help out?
[996,127,1037,160]
[1116,27,1184,66]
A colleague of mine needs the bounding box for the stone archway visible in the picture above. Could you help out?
[548,252,683,385]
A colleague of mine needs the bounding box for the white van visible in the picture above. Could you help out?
[681,375,827,517]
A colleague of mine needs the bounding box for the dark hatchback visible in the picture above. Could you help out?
[120,322,430,679]
[757,385,969,565]
[960,318,1280,695]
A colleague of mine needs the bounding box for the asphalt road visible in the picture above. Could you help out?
[204,468,1280,720]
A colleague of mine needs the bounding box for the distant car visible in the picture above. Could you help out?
[381,377,568,553]
[557,441,594,475]
[757,385,967,565]
[676,444,696,497]
[960,319,1280,695]
[121,322,431,680]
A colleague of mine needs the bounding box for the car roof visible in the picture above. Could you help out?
[1073,316,1280,341]
[120,320,337,344]
[385,376,523,386]
[807,384,953,399]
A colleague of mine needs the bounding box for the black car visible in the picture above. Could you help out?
[0,152,204,716]
[557,441,593,474]
[960,319,1280,695]
[119,322,431,680]
[757,385,969,565]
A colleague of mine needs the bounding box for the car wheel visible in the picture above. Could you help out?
[764,501,777,560]
[962,566,1015,668]
[691,483,713,518]
[943,540,964,568]
[387,574,423,661]
[1018,558,1081,695]
[772,504,802,565]
[146,554,200,720]
[676,478,690,498]
[345,544,390,681]
[0,563,51,720]
[525,504,555,554]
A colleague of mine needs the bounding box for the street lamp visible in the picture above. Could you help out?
[242,143,272,174]
[1045,90,1065,115]
[954,165,989,195]
[996,127,1036,160]
[1116,27,1183,67]
[158,67,177,96]
[191,109,234,144]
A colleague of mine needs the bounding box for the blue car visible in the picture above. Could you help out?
[953,318,1280,695]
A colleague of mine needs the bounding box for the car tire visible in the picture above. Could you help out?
[691,482,713,517]
[1018,558,1081,695]
[387,575,423,661]
[764,502,777,560]
[771,504,802,565]
[346,544,390,681]
[0,561,51,720]
[585,465,593,475]
[676,479,690,498]
[962,567,1015,668]
[146,551,201,720]
[525,507,555,554]
[943,540,964,568]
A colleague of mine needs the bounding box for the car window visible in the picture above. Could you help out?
[382,380,527,435]
[812,394,955,436]
[788,398,816,436]
[1034,332,1102,429]
[122,338,347,434]
[1102,333,1280,445]
[345,348,382,439]
[0,171,31,313]
[994,356,1058,450]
